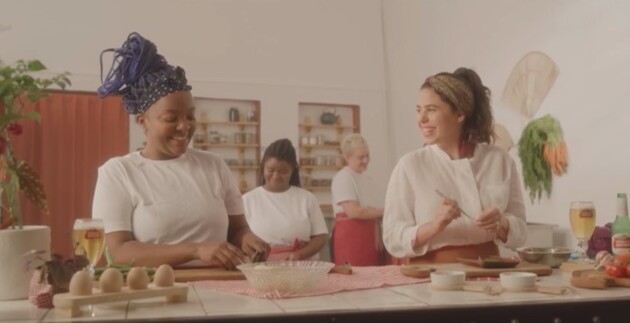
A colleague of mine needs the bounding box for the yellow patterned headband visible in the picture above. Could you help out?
[425,75,474,114]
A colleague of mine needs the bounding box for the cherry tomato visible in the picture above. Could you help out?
[613,254,630,266]
[7,122,22,136]
[605,263,628,278]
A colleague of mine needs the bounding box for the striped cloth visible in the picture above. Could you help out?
[192,265,428,299]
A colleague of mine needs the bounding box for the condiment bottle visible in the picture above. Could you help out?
[229,107,240,122]
[612,193,630,255]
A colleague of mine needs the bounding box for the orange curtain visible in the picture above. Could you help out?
[12,91,129,258]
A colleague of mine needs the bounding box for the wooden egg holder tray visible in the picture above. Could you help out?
[53,283,188,318]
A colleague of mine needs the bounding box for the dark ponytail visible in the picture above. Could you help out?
[452,67,494,144]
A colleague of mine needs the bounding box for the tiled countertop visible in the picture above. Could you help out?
[1,270,629,322]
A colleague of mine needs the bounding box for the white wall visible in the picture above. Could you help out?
[383,0,630,247]
[3,0,629,249]
[0,0,390,201]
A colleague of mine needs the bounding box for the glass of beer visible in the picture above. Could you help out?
[569,201,596,263]
[72,218,105,277]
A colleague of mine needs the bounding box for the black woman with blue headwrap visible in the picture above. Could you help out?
[92,32,269,269]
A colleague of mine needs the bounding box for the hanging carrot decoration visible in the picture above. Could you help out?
[518,114,569,203]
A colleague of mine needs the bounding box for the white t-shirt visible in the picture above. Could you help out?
[382,144,527,258]
[92,149,244,245]
[331,166,380,214]
[242,186,328,247]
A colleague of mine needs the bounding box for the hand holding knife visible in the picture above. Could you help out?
[434,189,474,220]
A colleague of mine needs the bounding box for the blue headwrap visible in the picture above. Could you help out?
[97,32,192,115]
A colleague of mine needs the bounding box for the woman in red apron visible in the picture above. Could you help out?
[242,139,329,262]
[331,134,384,266]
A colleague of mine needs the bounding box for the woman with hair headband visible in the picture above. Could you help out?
[92,32,269,269]
[242,138,328,260]
[382,67,527,264]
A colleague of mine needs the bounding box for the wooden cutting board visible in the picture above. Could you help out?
[570,269,630,289]
[429,261,553,277]
[173,268,245,282]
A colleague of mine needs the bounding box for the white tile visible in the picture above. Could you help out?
[195,288,283,317]
[331,288,425,309]
[0,299,49,322]
[126,287,205,320]
[41,302,128,322]
[273,294,358,313]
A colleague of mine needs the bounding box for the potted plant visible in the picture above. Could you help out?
[0,58,71,300]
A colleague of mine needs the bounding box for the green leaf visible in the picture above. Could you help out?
[0,111,40,128]
[27,60,46,72]
[21,111,41,122]
[0,80,12,98]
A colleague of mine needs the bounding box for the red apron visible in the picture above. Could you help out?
[332,212,382,266]
[266,239,306,261]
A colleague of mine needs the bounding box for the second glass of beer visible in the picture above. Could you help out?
[569,201,596,263]
[72,218,105,277]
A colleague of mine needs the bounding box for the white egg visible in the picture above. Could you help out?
[126,267,150,290]
[153,264,174,287]
[69,270,93,296]
[99,267,123,293]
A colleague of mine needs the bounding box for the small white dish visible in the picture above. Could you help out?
[500,272,537,291]
[430,270,466,290]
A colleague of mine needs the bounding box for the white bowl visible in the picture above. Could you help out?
[500,272,537,291]
[430,270,466,290]
[237,260,334,294]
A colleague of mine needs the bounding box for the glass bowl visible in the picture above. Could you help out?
[237,260,334,293]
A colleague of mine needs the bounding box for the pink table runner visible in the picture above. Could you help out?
[192,265,429,299]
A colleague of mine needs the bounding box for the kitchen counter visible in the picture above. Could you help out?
[1,269,629,323]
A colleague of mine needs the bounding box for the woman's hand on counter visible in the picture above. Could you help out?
[240,232,271,261]
[196,242,247,270]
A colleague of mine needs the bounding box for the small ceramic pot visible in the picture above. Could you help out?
[499,272,536,291]
[430,270,466,290]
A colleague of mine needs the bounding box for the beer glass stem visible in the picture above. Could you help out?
[88,265,96,279]
[86,264,96,316]
[576,239,590,262]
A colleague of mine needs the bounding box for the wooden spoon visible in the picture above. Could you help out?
[400,265,434,278]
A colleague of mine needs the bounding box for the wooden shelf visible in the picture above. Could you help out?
[299,144,341,149]
[194,98,261,193]
[299,103,359,218]
[299,123,356,130]
[300,165,342,170]
[198,120,259,126]
[228,165,259,170]
[195,143,259,148]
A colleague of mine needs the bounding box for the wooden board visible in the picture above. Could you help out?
[559,261,595,272]
[429,261,553,277]
[53,283,188,318]
[457,256,520,269]
[173,268,245,282]
[571,269,630,289]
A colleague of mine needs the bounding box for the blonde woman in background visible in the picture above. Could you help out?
[331,134,384,266]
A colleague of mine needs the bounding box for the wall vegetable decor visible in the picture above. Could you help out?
[501,51,568,203]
